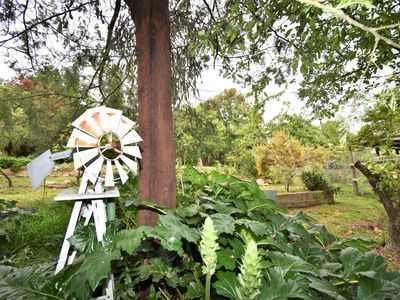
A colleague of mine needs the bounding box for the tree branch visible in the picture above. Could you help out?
[86,0,121,99]
[296,0,400,49]
[0,1,94,47]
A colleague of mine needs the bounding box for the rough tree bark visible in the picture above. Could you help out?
[355,160,400,252]
[124,0,176,226]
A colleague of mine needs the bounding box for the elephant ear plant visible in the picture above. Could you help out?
[1,167,400,299]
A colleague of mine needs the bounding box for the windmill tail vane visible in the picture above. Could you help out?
[27,106,142,192]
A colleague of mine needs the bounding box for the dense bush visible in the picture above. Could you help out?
[0,156,32,172]
[301,171,340,194]
[1,167,399,299]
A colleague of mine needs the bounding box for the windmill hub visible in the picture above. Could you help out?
[99,133,122,160]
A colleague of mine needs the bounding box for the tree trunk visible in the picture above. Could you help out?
[355,160,400,251]
[0,168,12,187]
[125,0,176,226]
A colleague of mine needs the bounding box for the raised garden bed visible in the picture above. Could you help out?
[264,190,334,209]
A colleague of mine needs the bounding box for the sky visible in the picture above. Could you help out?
[0,57,308,124]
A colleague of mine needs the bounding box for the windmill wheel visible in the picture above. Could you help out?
[66,106,142,187]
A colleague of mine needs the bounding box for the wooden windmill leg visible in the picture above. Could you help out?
[67,203,93,265]
[55,201,83,275]
[92,199,114,300]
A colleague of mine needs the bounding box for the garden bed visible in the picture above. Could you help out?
[276,190,334,208]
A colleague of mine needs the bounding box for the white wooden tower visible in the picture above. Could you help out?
[27,106,142,299]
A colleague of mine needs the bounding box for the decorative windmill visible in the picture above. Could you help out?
[27,106,142,299]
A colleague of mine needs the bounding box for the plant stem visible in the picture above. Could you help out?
[205,274,211,300]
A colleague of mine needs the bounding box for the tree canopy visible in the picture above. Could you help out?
[0,0,399,114]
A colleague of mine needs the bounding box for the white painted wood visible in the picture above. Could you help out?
[121,130,142,145]
[123,145,142,159]
[114,160,128,184]
[105,273,114,300]
[66,204,94,265]
[119,155,137,174]
[72,111,104,138]
[55,201,83,275]
[86,156,105,184]
[96,106,123,133]
[116,115,135,138]
[73,148,99,169]
[105,161,115,187]
[55,187,119,201]
[67,129,99,148]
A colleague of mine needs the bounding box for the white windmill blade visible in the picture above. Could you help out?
[119,154,138,174]
[123,146,142,159]
[86,156,105,184]
[105,160,115,187]
[67,129,99,148]
[116,115,136,138]
[114,160,129,184]
[73,148,99,169]
[72,111,104,138]
[121,130,143,145]
[97,106,123,133]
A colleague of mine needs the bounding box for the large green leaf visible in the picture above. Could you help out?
[339,247,362,281]
[135,257,177,284]
[260,276,309,299]
[0,264,55,300]
[147,212,200,255]
[356,277,400,300]
[68,224,97,254]
[75,249,121,291]
[116,227,147,254]
[235,219,268,236]
[308,277,347,300]
[268,252,320,277]
[217,248,237,271]
[214,271,239,299]
[209,213,236,234]
[186,280,204,299]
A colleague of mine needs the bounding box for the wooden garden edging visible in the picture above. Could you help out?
[275,190,334,209]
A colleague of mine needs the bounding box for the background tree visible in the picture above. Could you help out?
[351,87,400,251]
[0,68,82,156]
[266,113,329,146]
[257,131,328,191]
[175,89,265,176]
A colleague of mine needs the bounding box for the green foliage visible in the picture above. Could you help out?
[1,168,399,299]
[257,132,329,191]
[0,156,32,172]
[267,114,329,147]
[367,159,400,199]
[301,171,340,194]
[0,70,84,156]
[175,89,265,176]
[351,88,400,150]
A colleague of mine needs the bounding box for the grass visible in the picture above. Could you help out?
[262,179,388,244]
[0,175,74,266]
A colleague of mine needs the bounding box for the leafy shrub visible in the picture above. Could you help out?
[256,132,329,191]
[1,167,399,299]
[0,156,32,172]
[301,171,340,194]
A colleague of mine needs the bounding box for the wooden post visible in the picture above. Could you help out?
[349,151,360,196]
[126,0,176,226]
